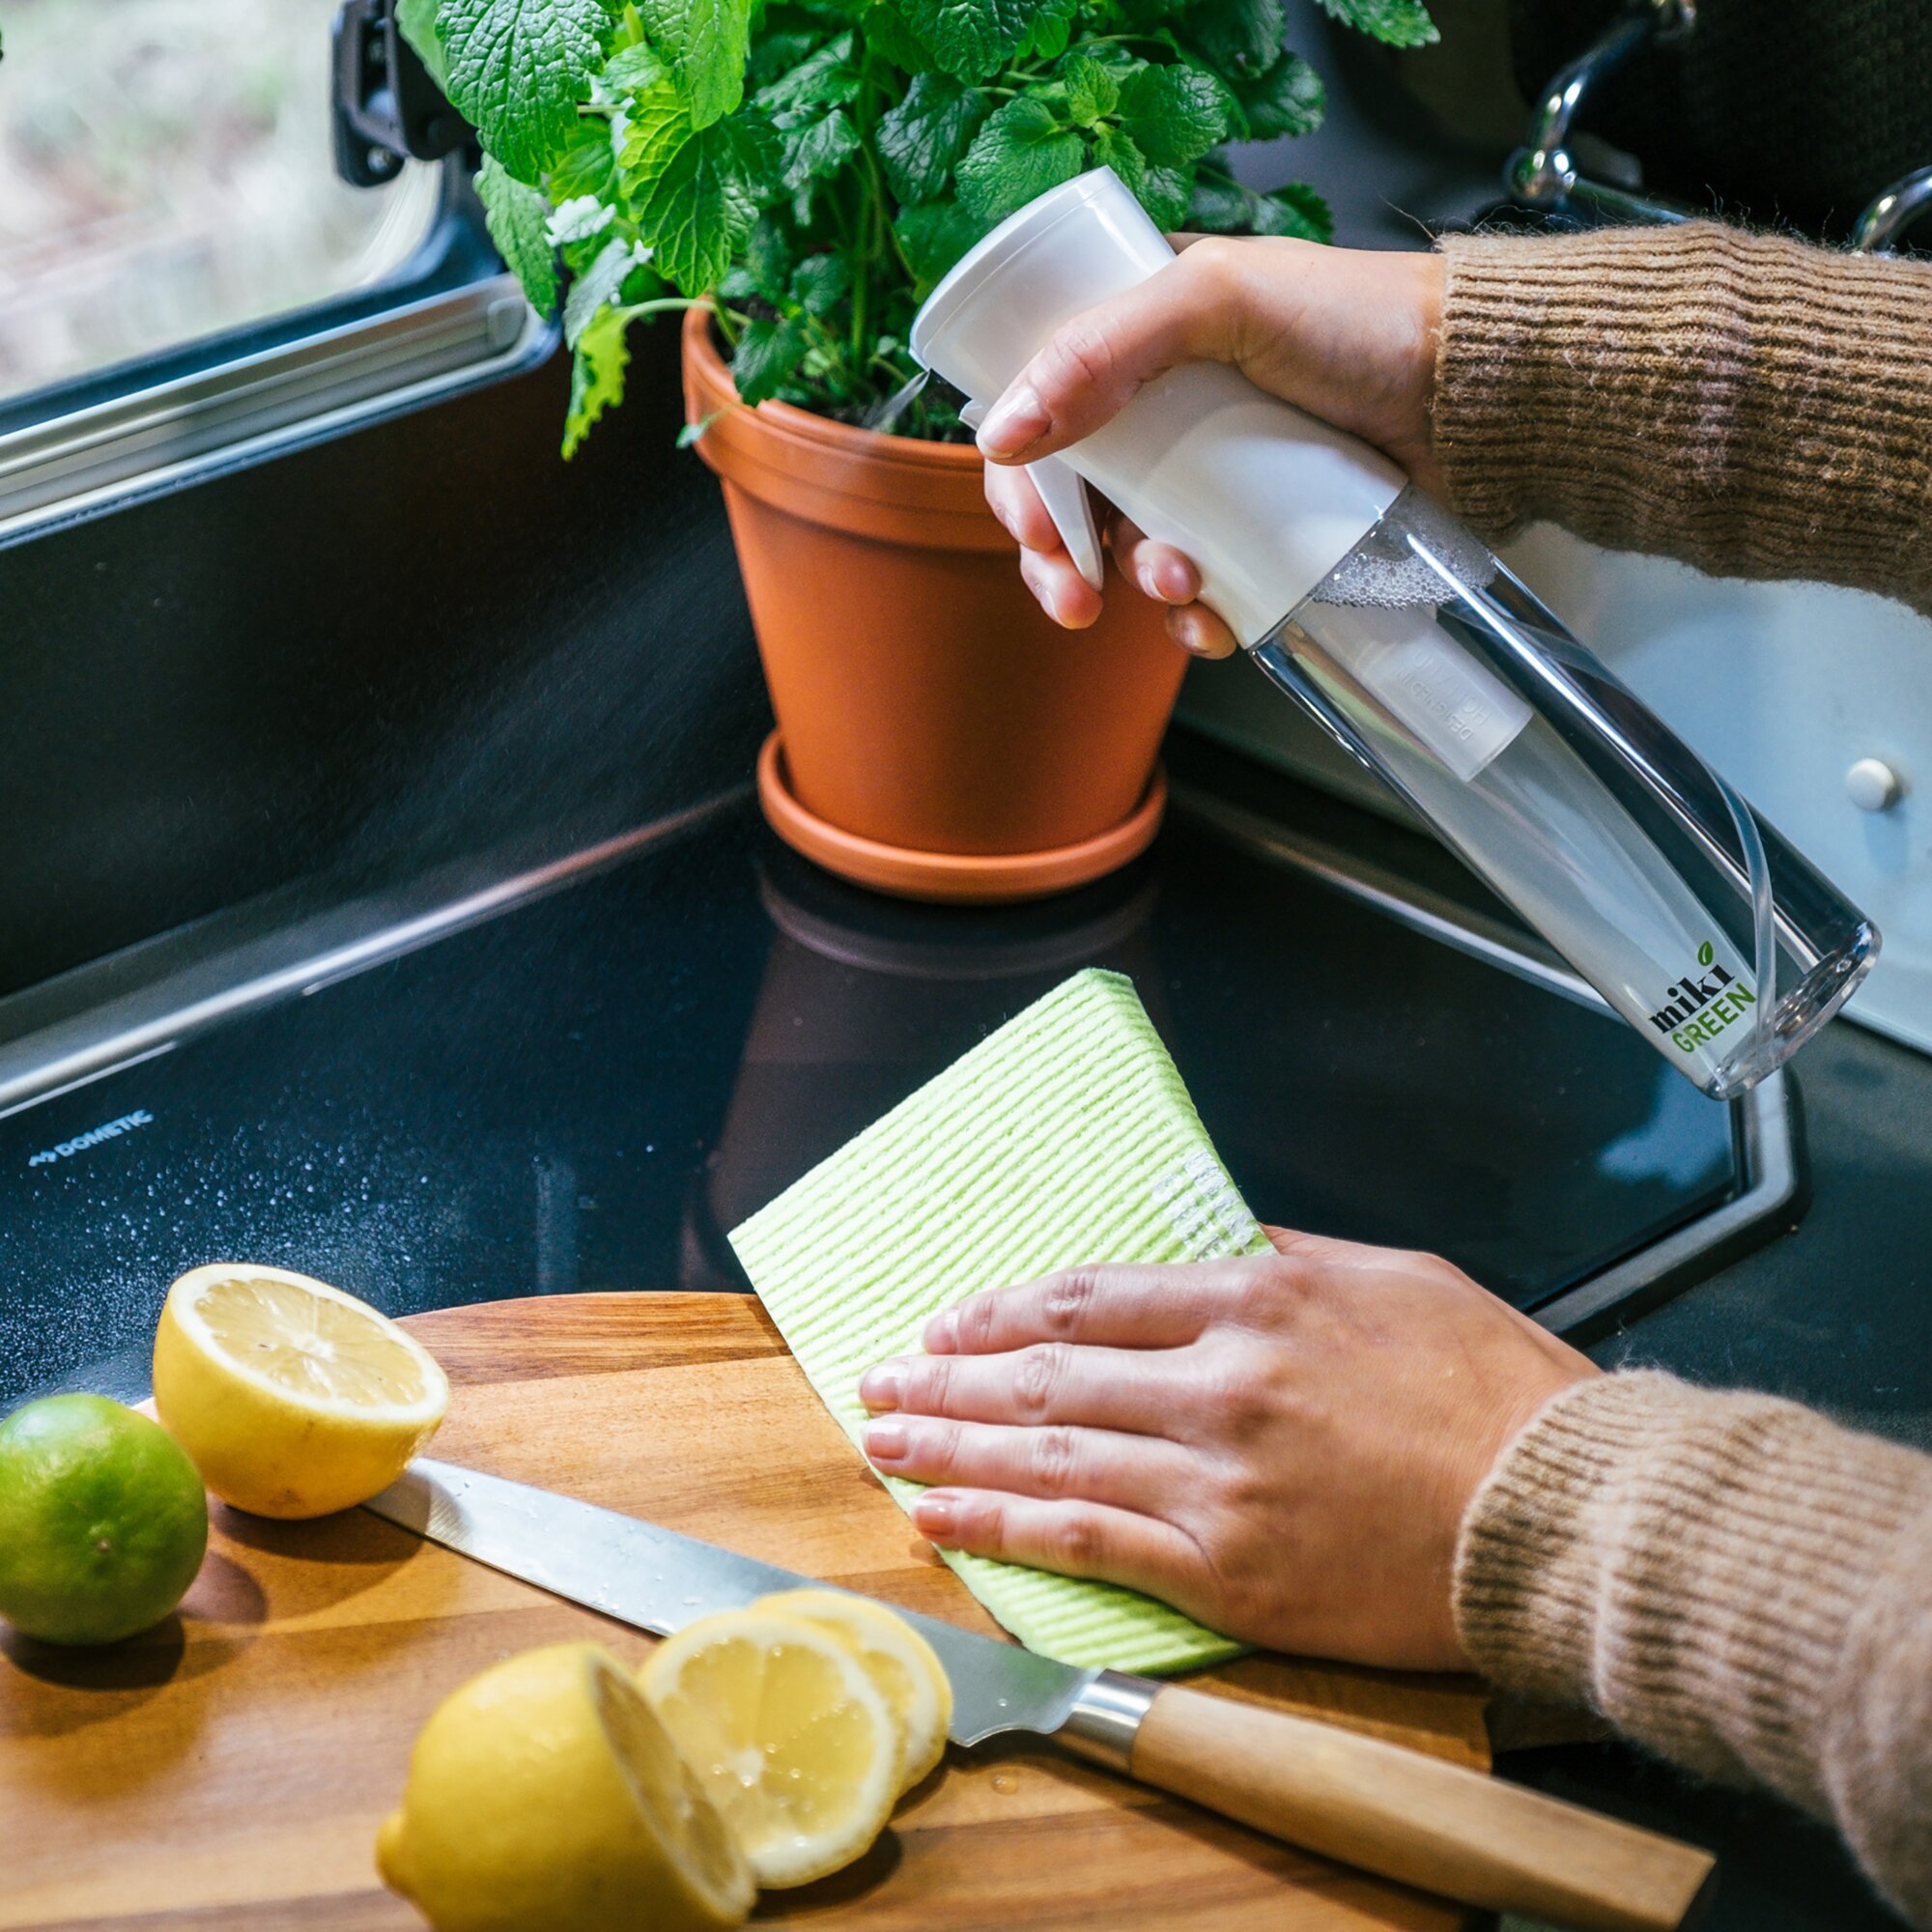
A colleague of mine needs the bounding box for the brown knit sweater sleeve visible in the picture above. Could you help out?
[1432,222,1932,615]
[1455,1371,1932,1926]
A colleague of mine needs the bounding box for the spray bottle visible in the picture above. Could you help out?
[910,169,1877,1098]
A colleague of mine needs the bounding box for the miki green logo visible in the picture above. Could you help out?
[1651,941,1755,1054]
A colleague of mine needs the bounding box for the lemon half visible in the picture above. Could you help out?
[639,1608,902,1888]
[153,1264,447,1519]
[755,1589,952,1793]
[378,1641,753,1932]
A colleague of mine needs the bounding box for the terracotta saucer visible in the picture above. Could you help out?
[754,731,1166,905]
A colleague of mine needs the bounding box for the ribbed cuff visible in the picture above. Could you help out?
[1432,221,1932,615]
[1455,1372,1932,1922]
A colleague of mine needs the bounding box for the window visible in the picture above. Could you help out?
[0,0,551,541]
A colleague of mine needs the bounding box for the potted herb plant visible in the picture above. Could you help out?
[401,0,1436,899]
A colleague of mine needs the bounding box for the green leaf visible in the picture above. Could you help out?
[861,2,938,72]
[749,29,822,87]
[1137,160,1193,229]
[753,30,860,113]
[1018,0,1079,60]
[1237,48,1322,137]
[636,0,753,128]
[1120,61,1232,166]
[723,212,793,299]
[1063,55,1120,127]
[779,104,861,188]
[544,193,617,247]
[1249,179,1332,241]
[601,41,671,91]
[789,252,852,315]
[1697,940,1716,968]
[1184,163,1247,231]
[1091,122,1145,193]
[731,315,812,401]
[751,32,861,191]
[1081,41,1154,74]
[876,72,987,202]
[678,405,733,446]
[396,0,451,92]
[563,304,631,457]
[1189,168,1331,241]
[438,0,610,183]
[621,88,779,290]
[1180,0,1283,76]
[561,225,619,274]
[563,235,645,345]
[547,118,619,200]
[895,199,984,296]
[1317,0,1437,47]
[955,96,1086,224]
[894,0,1034,81]
[475,153,561,316]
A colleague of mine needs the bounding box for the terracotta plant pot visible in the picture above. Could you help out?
[681,305,1187,902]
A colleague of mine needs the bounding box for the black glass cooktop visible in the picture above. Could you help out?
[0,789,1756,1406]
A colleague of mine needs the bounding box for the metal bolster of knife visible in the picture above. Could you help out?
[1057,1671,1162,1774]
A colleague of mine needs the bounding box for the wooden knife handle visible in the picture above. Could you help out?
[1123,1685,1715,1932]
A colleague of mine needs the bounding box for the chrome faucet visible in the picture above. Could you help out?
[1505,0,1698,229]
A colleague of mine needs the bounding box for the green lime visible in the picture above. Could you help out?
[0,1394,209,1645]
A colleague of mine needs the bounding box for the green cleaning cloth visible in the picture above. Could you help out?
[729,968,1270,1674]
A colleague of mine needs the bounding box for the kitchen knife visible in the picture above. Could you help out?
[365,1459,1714,1932]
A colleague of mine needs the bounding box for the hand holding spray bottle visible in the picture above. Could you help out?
[910,170,1877,1098]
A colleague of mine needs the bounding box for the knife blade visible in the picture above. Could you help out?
[365,1458,1715,1932]
[364,1457,1097,1748]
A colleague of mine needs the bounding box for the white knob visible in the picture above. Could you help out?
[1845,757,1903,812]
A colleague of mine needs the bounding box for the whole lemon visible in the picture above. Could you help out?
[377,1641,753,1932]
[0,1394,208,1645]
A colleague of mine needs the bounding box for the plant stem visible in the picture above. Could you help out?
[848,38,883,368]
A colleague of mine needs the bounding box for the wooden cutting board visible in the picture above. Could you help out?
[0,1293,1490,1931]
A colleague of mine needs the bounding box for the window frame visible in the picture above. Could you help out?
[0,159,555,551]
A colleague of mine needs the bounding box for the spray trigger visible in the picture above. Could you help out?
[959,400,1106,592]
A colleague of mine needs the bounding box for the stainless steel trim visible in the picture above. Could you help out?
[0,1042,178,1124]
[0,274,554,546]
[1853,163,1932,254]
[1057,1670,1160,1773]
[1530,1069,1799,1338]
[0,791,747,1120]
[1169,781,1804,1341]
[0,775,1802,1344]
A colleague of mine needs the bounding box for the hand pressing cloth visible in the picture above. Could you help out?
[731,969,1264,1673]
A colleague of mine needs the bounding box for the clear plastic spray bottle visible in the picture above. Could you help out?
[911,169,1876,1099]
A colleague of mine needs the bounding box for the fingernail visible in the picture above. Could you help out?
[924,1307,959,1352]
[913,1492,957,1540]
[865,1420,908,1461]
[977,384,1048,458]
[1137,563,1161,599]
[1171,608,1210,656]
[1157,557,1198,601]
[859,1362,906,1411]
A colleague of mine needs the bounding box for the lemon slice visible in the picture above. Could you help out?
[378,1641,753,1932]
[755,1589,952,1793]
[153,1264,447,1519]
[639,1608,902,1888]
